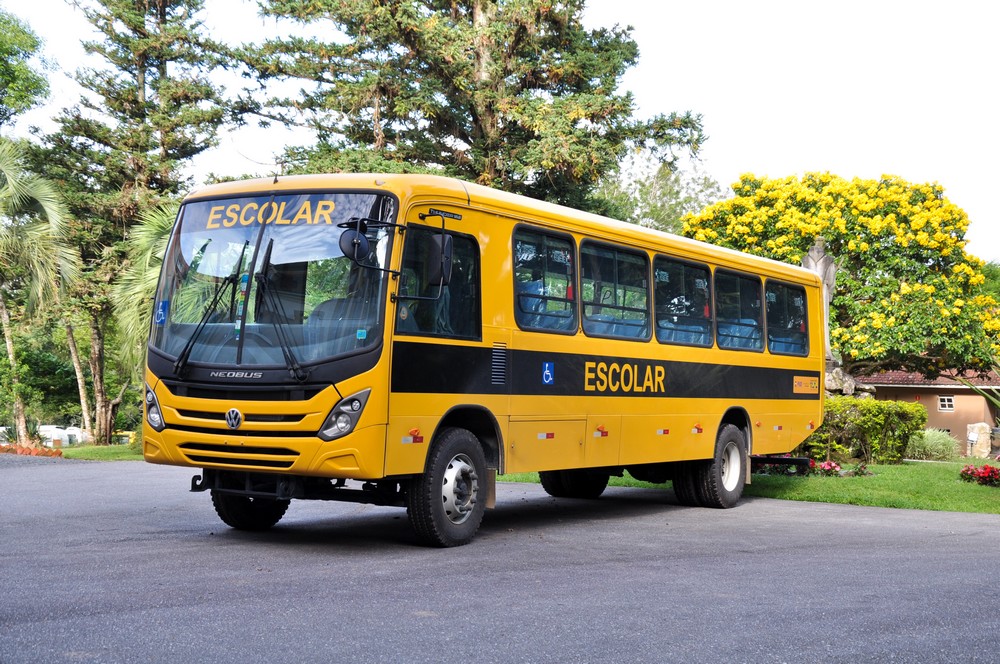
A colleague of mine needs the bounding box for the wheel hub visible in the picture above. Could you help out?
[721,441,741,491]
[441,453,479,524]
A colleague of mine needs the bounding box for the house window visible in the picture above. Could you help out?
[938,395,955,412]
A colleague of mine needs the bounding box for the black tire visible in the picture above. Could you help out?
[671,462,704,507]
[407,427,488,547]
[560,470,610,499]
[694,424,747,509]
[211,491,289,531]
[539,470,569,497]
[539,470,609,499]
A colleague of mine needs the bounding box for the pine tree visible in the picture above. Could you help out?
[0,10,49,129]
[238,0,704,209]
[29,0,227,444]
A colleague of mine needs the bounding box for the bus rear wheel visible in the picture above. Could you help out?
[539,470,569,497]
[539,469,609,499]
[695,424,747,509]
[407,427,487,547]
[211,491,289,531]
[671,462,704,507]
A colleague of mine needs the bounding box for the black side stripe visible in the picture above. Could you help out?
[391,341,821,401]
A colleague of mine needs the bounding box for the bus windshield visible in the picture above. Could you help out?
[150,191,396,370]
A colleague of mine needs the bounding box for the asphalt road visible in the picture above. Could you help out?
[2,455,999,663]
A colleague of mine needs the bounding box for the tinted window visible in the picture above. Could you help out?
[765,281,808,356]
[396,226,480,339]
[715,270,763,351]
[653,256,712,347]
[580,242,649,340]
[151,192,395,366]
[513,228,578,333]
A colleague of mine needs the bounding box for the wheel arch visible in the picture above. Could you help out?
[719,407,752,454]
[433,405,502,471]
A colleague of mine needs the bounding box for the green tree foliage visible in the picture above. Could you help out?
[683,173,1000,377]
[36,0,226,219]
[981,261,1000,301]
[0,323,82,426]
[0,10,49,129]
[596,154,725,233]
[28,0,228,444]
[0,138,77,446]
[237,0,704,209]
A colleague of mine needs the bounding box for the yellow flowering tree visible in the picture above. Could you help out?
[683,173,1000,376]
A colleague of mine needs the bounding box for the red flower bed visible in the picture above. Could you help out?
[0,445,63,458]
[960,464,1000,487]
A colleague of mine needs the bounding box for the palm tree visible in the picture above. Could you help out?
[113,203,177,383]
[0,138,78,446]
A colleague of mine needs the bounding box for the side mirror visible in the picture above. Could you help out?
[427,233,453,286]
[339,229,370,261]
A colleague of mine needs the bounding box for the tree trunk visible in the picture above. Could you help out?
[88,314,111,445]
[0,292,30,446]
[65,323,93,439]
[106,383,128,446]
[471,0,501,186]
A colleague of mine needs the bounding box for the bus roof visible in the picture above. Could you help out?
[184,173,820,286]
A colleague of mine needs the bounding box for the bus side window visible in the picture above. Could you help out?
[580,242,650,340]
[397,225,481,340]
[513,228,578,333]
[765,281,809,356]
[715,270,763,351]
[653,256,712,347]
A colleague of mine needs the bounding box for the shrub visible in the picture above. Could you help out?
[796,396,928,464]
[128,429,143,454]
[907,429,960,461]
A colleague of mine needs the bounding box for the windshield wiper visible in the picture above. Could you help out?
[173,241,249,376]
[254,239,309,382]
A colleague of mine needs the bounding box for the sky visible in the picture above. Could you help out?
[8,0,1000,263]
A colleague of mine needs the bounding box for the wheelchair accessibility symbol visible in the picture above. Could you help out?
[154,300,169,326]
[542,362,554,385]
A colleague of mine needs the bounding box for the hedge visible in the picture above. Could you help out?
[795,396,927,464]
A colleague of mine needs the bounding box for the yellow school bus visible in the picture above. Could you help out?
[143,173,824,546]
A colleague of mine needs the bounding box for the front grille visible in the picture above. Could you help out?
[161,380,325,402]
[177,409,305,424]
[178,442,299,470]
[169,423,316,438]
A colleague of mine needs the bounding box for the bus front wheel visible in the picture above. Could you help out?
[211,491,289,531]
[407,427,488,547]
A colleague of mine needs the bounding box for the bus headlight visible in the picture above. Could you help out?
[318,389,371,441]
[145,383,166,432]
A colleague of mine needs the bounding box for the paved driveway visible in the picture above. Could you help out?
[2,456,998,663]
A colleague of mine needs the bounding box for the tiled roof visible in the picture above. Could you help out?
[857,370,1000,388]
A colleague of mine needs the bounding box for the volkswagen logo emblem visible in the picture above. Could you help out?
[225,408,243,430]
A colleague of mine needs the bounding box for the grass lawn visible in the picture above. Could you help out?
[62,445,144,462]
[500,460,1000,515]
[744,461,1000,514]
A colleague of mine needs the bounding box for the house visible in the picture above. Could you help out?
[856,371,1000,453]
